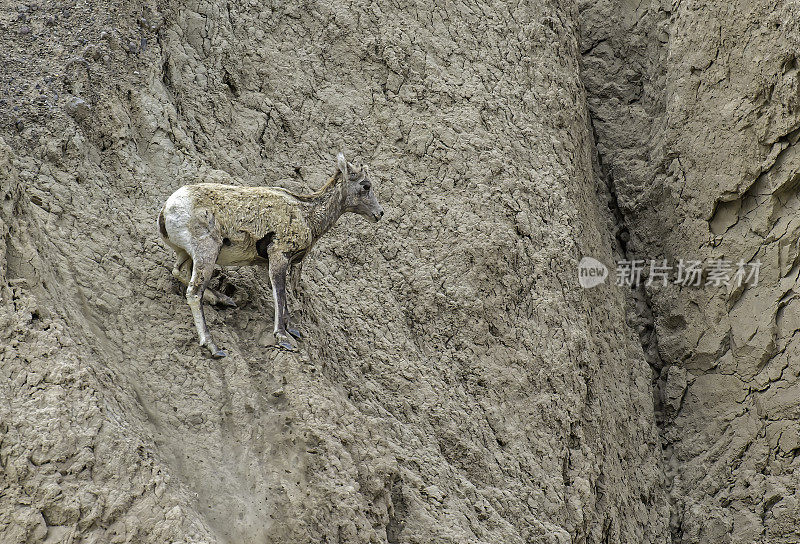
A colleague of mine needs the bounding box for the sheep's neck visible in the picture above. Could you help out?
[307,183,345,240]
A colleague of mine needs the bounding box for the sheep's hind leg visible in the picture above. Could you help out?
[173,252,236,308]
[186,247,227,358]
[210,289,237,308]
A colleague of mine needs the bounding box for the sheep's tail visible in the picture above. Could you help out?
[157,208,169,241]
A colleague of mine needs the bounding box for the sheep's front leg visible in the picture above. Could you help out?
[285,309,303,341]
[283,300,303,341]
[268,252,295,351]
[285,261,303,340]
[290,260,303,294]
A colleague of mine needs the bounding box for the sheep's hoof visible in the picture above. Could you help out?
[287,327,303,340]
[206,289,237,308]
[275,334,296,351]
[211,348,228,358]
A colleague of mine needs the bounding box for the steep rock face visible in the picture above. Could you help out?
[1,1,665,543]
[580,1,800,542]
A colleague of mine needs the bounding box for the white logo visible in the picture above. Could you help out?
[578,256,608,288]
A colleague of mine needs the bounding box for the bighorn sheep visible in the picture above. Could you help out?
[158,153,384,357]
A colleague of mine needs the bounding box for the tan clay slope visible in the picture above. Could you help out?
[580,1,800,542]
[0,0,665,542]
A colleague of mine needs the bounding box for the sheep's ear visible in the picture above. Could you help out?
[337,153,348,178]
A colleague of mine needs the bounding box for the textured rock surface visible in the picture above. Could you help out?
[580,1,800,542]
[1,1,666,543]
[10,0,798,542]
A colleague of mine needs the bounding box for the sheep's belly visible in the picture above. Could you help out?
[216,243,265,267]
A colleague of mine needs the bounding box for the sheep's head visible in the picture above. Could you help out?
[338,153,384,222]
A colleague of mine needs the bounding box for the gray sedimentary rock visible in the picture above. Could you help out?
[5,0,795,542]
[0,0,664,542]
[580,1,800,542]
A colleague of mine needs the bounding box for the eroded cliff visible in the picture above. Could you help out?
[581,0,800,542]
[7,0,796,543]
[1,0,665,543]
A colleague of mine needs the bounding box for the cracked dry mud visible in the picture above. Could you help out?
[1,0,798,543]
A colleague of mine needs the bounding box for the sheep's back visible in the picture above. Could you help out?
[185,183,312,253]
